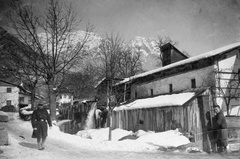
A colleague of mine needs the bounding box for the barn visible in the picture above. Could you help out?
[111,42,240,152]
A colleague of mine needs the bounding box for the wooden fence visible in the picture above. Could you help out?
[58,101,96,134]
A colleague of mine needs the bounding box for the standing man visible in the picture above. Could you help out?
[31,103,52,150]
[213,105,228,153]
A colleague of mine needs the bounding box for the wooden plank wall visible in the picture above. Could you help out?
[112,96,209,144]
[112,106,185,133]
[58,102,95,133]
[59,102,93,121]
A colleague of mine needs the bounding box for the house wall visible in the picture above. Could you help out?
[0,86,19,108]
[130,48,240,112]
[131,65,215,99]
[19,94,31,105]
[57,93,73,104]
[214,49,240,111]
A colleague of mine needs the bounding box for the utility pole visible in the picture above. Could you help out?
[107,78,112,141]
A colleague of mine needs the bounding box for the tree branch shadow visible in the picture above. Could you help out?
[19,142,37,149]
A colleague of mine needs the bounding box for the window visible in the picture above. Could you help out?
[6,88,12,93]
[150,89,154,96]
[191,78,196,88]
[169,84,173,93]
[135,91,138,99]
[6,100,11,106]
[19,97,24,103]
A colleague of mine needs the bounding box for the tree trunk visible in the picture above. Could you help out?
[30,89,35,110]
[48,83,57,120]
[108,110,112,141]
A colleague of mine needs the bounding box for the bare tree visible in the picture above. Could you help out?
[95,33,123,140]
[6,0,94,120]
[118,46,142,78]
[62,65,97,100]
[0,27,42,109]
[96,33,124,79]
[95,33,143,140]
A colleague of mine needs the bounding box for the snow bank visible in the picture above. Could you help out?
[20,104,33,115]
[77,128,133,141]
[136,129,190,147]
[14,113,190,152]
[76,128,190,149]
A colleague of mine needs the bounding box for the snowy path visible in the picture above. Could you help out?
[0,113,238,159]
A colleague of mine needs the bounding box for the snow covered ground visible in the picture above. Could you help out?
[20,117,191,152]
[1,113,238,159]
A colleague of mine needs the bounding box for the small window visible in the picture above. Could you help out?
[19,97,24,103]
[150,89,154,96]
[135,91,138,99]
[169,84,173,93]
[6,88,12,93]
[191,78,196,88]
[6,100,11,106]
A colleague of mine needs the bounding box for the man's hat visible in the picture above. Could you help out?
[38,103,44,106]
[213,104,220,108]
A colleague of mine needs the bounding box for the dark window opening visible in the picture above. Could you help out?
[7,100,11,106]
[19,97,24,103]
[135,91,138,99]
[169,84,173,93]
[150,89,153,96]
[191,78,196,88]
[7,88,12,93]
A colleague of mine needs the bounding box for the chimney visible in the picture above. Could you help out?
[160,43,172,67]
[160,43,188,67]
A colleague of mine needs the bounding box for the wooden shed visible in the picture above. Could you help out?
[112,89,213,151]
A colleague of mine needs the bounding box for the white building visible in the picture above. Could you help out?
[111,42,240,152]
[0,80,31,110]
[115,42,240,114]
[56,88,73,106]
[0,79,41,110]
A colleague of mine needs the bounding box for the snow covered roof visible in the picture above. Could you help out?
[116,42,240,85]
[114,92,195,111]
[94,77,106,88]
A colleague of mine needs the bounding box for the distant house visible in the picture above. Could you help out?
[112,42,240,152]
[0,79,41,110]
[56,87,73,106]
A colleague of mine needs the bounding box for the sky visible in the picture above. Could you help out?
[0,0,240,56]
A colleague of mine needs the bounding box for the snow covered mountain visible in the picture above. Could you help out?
[129,36,161,71]
[39,30,162,71]
[66,31,162,71]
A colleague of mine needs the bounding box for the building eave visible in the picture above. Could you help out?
[115,42,240,86]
